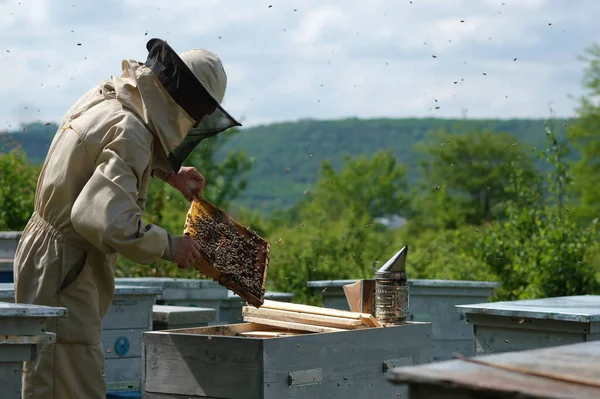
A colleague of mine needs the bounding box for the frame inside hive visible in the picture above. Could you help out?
[183,198,270,308]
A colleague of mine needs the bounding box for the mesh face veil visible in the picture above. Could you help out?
[144,38,241,172]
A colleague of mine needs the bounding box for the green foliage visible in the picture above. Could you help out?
[267,213,397,305]
[413,127,539,228]
[4,118,575,215]
[217,117,573,214]
[303,149,410,221]
[3,51,600,306]
[264,151,409,303]
[468,122,600,300]
[391,224,490,282]
[0,141,39,231]
[568,43,600,220]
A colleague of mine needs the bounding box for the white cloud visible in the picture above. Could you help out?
[0,0,598,130]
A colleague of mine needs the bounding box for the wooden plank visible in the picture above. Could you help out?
[360,314,383,328]
[142,330,263,398]
[389,340,600,399]
[159,322,292,337]
[0,332,55,345]
[0,302,67,318]
[261,299,373,320]
[243,316,345,333]
[237,331,305,338]
[454,352,600,388]
[243,306,363,329]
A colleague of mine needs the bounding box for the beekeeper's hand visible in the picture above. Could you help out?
[162,235,202,268]
[167,166,206,202]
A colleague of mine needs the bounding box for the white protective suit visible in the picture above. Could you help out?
[13,39,240,399]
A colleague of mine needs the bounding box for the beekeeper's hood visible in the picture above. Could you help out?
[110,38,241,174]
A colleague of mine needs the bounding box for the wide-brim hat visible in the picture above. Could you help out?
[145,38,242,171]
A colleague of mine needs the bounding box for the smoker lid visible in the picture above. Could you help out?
[374,245,408,279]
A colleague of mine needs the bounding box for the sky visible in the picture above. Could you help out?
[1,0,599,130]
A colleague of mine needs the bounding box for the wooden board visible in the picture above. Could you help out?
[142,328,264,398]
[243,316,345,333]
[0,333,55,345]
[237,331,305,338]
[183,198,270,308]
[242,306,364,329]
[261,299,381,327]
[161,322,294,337]
[389,340,600,399]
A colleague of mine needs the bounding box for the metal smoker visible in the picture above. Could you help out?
[372,245,409,325]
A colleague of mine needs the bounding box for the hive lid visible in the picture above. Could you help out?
[373,245,408,280]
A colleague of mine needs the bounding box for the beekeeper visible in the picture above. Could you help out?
[13,38,241,399]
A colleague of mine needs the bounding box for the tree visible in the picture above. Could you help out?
[285,150,410,226]
[470,121,599,300]
[568,44,600,220]
[413,127,538,228]
[264,151,410,304]
[0,144,39,231]
[266,212,396,305]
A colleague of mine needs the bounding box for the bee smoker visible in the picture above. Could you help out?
[372,245,409,325]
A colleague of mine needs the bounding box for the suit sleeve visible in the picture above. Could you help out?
[71,130,173,265]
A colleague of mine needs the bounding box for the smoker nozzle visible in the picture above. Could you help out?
[372,245,408,279]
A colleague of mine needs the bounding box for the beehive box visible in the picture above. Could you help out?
[0,231,20,283]
[0,283,13,302]
[101,285,162,392]
[115,277,294,325]
[0,302,66,399]
[184,198,270,307]
[152,305,217,330]
[456,295,600,356]
[0,283,161,393]
[388,340,600,399]
[141,321,432,398]
[0,231,21,259]
[307,279,499,361]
